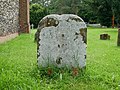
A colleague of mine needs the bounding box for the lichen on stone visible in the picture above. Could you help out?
[37,14,87,69]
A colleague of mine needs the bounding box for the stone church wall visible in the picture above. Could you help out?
[0,0,19,36]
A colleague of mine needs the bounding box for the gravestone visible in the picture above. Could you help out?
[37,14,87,69]
[31,24,34,29]
[100,34,110,40]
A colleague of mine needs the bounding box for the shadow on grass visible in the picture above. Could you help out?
[104,30,118,33]
[112,45,120,49]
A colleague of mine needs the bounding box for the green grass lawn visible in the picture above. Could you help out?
[0,28,120,90]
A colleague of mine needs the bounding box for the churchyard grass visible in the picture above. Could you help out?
[0,28,120,90]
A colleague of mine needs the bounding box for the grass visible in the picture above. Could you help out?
[0,28,120,90]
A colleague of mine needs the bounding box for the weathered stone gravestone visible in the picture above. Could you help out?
[100,34,110,40]
[31,24,34,29]
[36,14,87,69]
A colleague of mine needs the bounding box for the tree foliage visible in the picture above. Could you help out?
[30,4,49,28]
[30,0,120,27]
[91,0,120,27]
[49,0,82,14]
[91,0,112,27]
[48,0,96,23]
[30,0,50,7]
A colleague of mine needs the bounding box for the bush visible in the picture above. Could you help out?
[30,4,49,28]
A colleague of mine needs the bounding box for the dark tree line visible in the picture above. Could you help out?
[30,0,96,28]
[30,0,120,27]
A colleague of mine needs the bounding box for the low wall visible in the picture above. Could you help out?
[0,33,18,44]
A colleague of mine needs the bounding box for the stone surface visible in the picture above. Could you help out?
[37,14,87,68]
[0,0,30,37]
[0,0,19,36]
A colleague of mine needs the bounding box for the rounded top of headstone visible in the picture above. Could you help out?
[38,14,86,29]
[40,14,85,23]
